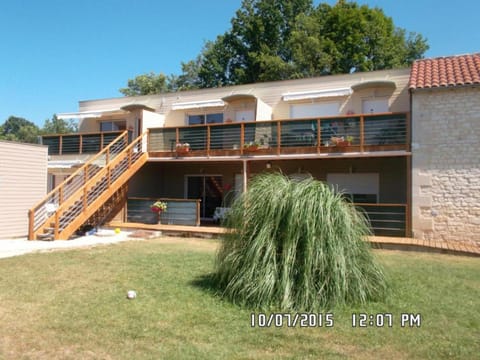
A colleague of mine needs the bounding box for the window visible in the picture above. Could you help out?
[327,173,379,203]
[100,120,126,132]
[290,102,340,119]
[187,113,223,125]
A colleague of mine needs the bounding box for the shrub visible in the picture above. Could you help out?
[214,172,387,311]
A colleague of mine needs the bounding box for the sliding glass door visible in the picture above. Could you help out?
[186,175,223,219]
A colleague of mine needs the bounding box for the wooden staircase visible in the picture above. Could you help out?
[28,131,149,240]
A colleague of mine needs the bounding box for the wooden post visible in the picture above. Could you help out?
[54,211,60,240]
[317,118,321,154]
[100,133,104,150]
[79,134,83,154]
[59,185,64,205]
[28,209,35,240]
[243,160,248,193]
[106,147,110,166]
[59,135,63,155]
[207,125,211,156]
[360,115,365,152]
[277,121,281,155]
[83,186,88,213]
[240,123,245,155]
[107,166,111,187]
[196,200,200,226]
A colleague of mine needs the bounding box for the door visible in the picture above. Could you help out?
[186,175,223,219]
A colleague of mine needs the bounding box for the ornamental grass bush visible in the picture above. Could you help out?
[214,172,387,311]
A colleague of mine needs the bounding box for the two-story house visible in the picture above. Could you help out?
[31,67,413,240]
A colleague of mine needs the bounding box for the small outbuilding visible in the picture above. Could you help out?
[0,141,48,238]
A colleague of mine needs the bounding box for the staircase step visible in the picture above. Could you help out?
[30,132,146,241]
[37,233,54,241]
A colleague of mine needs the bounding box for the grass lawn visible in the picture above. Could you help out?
[0,237,478,359]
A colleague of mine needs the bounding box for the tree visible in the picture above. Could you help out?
[119,72,169,96]
[0,116,40,143]
[204,0,314,85]
[168,58,203,91]
[196,0,428,85]
[119,0,428,94]
[42,114,78,134]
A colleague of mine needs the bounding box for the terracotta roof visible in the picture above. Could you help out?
[409,53,480,90]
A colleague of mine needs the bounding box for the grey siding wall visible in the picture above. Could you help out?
[0,141,48,238]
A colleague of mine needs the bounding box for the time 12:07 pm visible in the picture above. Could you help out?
[351,313,422,328]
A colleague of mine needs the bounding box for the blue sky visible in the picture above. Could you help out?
[1,0,478,127]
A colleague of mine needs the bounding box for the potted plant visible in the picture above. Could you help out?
[176,142,190,154]
[151,200,167,224]
[331,136,353,147]
[243,141,259,152]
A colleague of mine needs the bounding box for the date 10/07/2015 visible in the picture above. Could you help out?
[250,312,421,328]
[351,313,422,328]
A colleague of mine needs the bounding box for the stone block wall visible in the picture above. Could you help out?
[411,87,480,244]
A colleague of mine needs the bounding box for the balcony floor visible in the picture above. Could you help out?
[148,149,411,162]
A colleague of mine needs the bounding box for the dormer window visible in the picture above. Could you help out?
[187,113,223,125]
[100,120,126,131]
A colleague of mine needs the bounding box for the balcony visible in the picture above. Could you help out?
[41,131,125,155]
[148,113,409,158]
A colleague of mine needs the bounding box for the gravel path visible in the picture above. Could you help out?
[0,229,138,259]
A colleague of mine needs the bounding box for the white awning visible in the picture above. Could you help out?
[57,108,125,119]
[282,87,352,101]
[171,99,225,110]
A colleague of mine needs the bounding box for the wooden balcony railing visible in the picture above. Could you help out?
[148,113,409,157]
[41,131,126,155]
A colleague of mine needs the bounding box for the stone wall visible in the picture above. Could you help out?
[411,86,480,244]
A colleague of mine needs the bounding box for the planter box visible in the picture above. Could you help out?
[176,147,190,155]
[335,141,351,147]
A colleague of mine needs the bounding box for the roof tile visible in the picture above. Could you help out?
[409,53,480,89]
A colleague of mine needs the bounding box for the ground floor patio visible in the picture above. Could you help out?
[120,155,410,237]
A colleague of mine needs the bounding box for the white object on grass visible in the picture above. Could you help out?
[127,290,137,299]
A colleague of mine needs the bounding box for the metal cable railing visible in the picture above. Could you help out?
[50,132,147,239]
[41,131,124,155]
[147,113,408,155]
[28,131,132,239]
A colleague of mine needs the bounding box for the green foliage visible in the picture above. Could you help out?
[214,172,387,311]
[0,116,40,143]
[168,58,203,91]
[120,0,429,93]
[42,114,78,134]
[196,0,428,86]
[0,114,79,143]
[119,72,169,96]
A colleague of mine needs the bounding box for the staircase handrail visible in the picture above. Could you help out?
[30,131,129,211]
[50,131,148,239]
[28,131,129,238]
[55,132,145,221]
